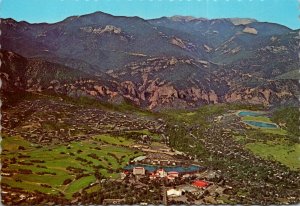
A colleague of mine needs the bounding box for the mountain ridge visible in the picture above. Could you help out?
[2,11,295,30]
[1,11,299,110]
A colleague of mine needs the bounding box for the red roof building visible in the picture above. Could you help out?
[192,180,209,188]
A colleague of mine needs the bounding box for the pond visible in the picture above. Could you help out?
[238,111,263,117]
[244,120,278,129]
[124,164,204,173]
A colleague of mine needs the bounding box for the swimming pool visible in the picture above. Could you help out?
[124,164,204,173]
[244,120,278,128]
[238,111,263,117]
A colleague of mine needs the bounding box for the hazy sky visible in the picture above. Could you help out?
[1,0,298,29]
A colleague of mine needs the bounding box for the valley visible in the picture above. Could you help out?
[1,93,299,205]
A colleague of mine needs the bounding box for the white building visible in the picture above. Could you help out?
[167,189,183,197]
[133,167,145,175]
[132,156,147,162]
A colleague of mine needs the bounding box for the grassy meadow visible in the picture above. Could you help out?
[1,134,142,198]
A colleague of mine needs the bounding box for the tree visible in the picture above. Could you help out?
[94,169,103,181]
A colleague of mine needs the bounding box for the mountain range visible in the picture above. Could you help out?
[1,11,299,109]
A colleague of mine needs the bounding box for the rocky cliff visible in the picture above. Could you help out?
[1,11,299,109]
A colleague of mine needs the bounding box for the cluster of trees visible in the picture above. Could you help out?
[78,169,163,204]
[165,120,208,160]
[271,107,300,140]
[2,188,68,205]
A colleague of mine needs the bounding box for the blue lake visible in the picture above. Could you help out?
[238,111,262,117]
[244,121,278,128]
[124,164,204,173]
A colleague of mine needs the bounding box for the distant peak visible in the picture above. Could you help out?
[168,15,207,22]
[82,11,113,17]
[229,18,257,25]
[62,11,146,24]
[1,18,17,24]
[62,11,113,22]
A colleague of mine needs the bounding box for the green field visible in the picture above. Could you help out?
[259,128,288,135]
[1,134,142,198]
[65,175,96,196]
[246,142,300,170]
[92,134,135,146]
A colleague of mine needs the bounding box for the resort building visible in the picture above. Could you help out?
[167,189,183,197]
[192,180,209,188]
[133,167,145,175]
